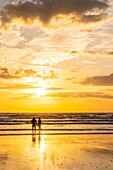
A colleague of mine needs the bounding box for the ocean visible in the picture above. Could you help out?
[0,112,113,136]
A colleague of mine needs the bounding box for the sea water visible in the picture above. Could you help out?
[0,112,113,135]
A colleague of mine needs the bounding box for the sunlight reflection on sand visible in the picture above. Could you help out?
[0,135,113,170]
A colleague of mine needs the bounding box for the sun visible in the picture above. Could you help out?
[22,78,49,97]
[36,79,49,96]
[35,88,47,97]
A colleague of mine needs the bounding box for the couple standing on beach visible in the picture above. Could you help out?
[31,117,41,130]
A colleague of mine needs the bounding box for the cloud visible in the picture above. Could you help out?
[82,13,107,23]
[45,91,113,99]
[11,91,113,99]
[0,67,57,79]
[65,77,76,81]
[85,50,113,56]
[70,51,78,55]
[108,51,113,55]
[15,68,37,77]
[12,93,33,99]
[46,87,63,91]
[33,70,57,79]
[0,84,41,89]
[71,68,80,73]
[80,73,113,86]
[0,68,20,79]
[0,0,109,29]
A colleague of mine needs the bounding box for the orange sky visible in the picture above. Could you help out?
[0,0,113,112]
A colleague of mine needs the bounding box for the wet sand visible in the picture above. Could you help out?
[0,134,113,170]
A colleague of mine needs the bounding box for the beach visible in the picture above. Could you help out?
[0,112,113,170]
[0,134,113,170]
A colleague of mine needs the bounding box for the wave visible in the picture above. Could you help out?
[0,132,113,136]
[0,112,113,136]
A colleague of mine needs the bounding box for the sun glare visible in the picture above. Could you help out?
[23,77,36,83]
[35,88,47,97]
[36,80,48,96]
[24,87,48,97]
[39,136,46,154]
[22,78,49,97]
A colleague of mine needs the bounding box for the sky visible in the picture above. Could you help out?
[0,0,113,112]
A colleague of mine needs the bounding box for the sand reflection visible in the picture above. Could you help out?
[0,135,113,170]
[32,129,46,154]
[39,135,45,154]
[31,129,46,170]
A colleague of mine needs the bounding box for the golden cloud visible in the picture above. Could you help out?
[0,67,57,80]
[45,91,113,99]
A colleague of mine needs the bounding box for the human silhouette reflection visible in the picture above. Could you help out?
[32,129,36,143]
[38,130,41,145]
[32,126,42,144]
[38,117,42,130]
[38,117,42,145]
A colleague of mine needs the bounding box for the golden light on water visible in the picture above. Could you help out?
[39,135,46,154]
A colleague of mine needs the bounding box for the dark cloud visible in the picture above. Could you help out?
[85,50,113,55]
[107,51,113,55]
[85,50,99,54]
[45,91,113,99]
[82,13,107,23]
[80,73,113,86]
[70,51,78,55]
[0,0,109,28]
[0,68,20,79]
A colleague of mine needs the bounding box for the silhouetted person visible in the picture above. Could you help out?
[38,117,41,130]
[31,117,37,130]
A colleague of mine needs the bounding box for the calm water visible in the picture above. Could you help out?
[0,112,113,135]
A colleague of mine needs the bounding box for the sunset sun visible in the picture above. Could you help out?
[35,88,47,97]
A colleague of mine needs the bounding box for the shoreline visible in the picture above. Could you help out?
[1,132,113,136]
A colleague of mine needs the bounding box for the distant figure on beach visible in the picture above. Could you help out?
[38,117,41,130]
[31,117,37,130]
